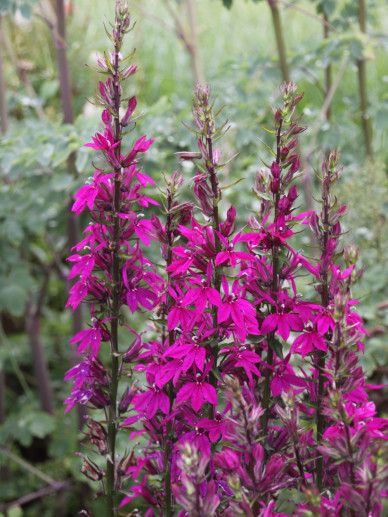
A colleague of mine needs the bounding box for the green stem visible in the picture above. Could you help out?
[164,188,175,517]
[106,22,123,517]
[164,383,174,517]
[206,135,222,416]
[357,0,373,158]
[261,120,282,435]
[268,0,290,83]
[342,410,357,517]
[316,175,330,491]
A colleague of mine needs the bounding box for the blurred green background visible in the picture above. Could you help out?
[0,0,387,514]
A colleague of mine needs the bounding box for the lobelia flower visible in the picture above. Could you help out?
[291,326,327,357]
[164,336,207,373]
[64,357,109,413]
[215,277,259,341]
[167,285,197,331]
[132,385,170,419]
[220,346,262,386]
[261,307,304,341]
[176,376,218,412]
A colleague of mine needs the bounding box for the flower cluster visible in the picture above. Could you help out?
[65,3,388,516]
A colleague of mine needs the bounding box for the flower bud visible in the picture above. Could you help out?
[175,151,202,161]
[122,64,137,78]
[77,454,104,482]
[121,96,137,126]
[343,244,359,266]
[85,418,108,454]
[119,386,137,413]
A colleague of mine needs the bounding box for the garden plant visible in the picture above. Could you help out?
[62,1,388,515]
[0,0,387,516]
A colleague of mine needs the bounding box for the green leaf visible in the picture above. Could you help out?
[3,507,23,517]
[29,413,56,439]
[39,79,59,101]
[0,284,28,317]
[316,0,336,17]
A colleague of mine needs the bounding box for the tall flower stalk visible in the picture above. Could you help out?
[310,151,342,489]
[157,172,192,515]
[65,2,161,514]
[260,83,304,434]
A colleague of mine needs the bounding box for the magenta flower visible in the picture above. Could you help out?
[164,338,207,372]
[291,328,327,357]
[261,311,303,341]
[154,359,184,388]
[133,386,170,419]
[220,347,261,385]
[122,135,154,166]
[167,285,196,331]
[66,279,88,310]
[167,246,194,276]
[64,358,109,413]
[84,127,118,152]
[215,277,259,340]
[182,264,221,311]
[176,379,217,412]
[68,253,95,281]
[270,356,306,396]
[314,311,335,335]
[70,325,103,357]
[215,233,254,267]
[71,184,99,215]
[198,413,231,443]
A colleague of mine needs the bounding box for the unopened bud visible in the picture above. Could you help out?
[343,244,359,266]
[77,454,104,482]
[175,151,202,161]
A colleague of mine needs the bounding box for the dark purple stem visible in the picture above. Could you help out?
[25,273,54,414]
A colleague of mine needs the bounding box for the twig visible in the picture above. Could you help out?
[26,270,55,414]
[0,482,68,511]
[162,0,204,83]
[45,0,85,427]
[0,447,59,486]
[305,54,349,161]
[186,0,204,83]
[136,5,174,33]
[0,322,34,400]
[281,0,338,34]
